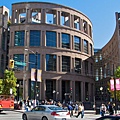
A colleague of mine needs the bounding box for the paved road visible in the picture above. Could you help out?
[0,111,22,120]
[0,110,101,120]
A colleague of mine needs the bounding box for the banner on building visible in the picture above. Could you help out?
[31,68,36,81]
[37,69,42,82]
[110,78,120,91]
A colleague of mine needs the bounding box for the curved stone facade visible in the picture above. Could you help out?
[9,2,94,102]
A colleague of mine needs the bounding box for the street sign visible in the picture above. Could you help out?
[15,61,26,66]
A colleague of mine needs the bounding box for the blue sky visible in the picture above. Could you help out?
[1,0,120,48]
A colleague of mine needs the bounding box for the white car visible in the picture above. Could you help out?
[22,104,70,120]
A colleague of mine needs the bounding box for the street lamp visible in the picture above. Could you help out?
[100,87,103,104]
[16,84,19,101]
[25,48,38,106]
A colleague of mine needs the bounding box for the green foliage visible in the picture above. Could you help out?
[1,69,17,96]
[0,79,3,94]
[7,20,11,27]
[115,66,120,78]
[108,66,120,101]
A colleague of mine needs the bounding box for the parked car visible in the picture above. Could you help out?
[96,115,120,120]
[22,104,70,120]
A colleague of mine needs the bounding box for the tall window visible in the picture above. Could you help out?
[96,69,99,81]
[62,33,70,49]
[46,54,56,71]
[62,56,70,72]
[14,31,24,46]
[46,31,56,47]
[90,44,92,55]
[29,54,40,70]
[84,39,88,54]
[75,58,81,73]
[74,36,81,51]
[30,30,40,46]
[14,54,24,70]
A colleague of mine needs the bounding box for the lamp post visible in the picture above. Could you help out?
[25,49,38,106]
[16,84,19,101]
[100,87,103,104]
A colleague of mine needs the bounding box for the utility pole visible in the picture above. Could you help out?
[113,64,117,114]
[34,52,38,106]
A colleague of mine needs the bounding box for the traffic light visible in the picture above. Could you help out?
[9,59,14,69]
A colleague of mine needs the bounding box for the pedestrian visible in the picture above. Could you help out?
[75,103,78,114]
[19,100,23,110]
[68,103,74,117]
[107,102,114,115]
[100,104,106,116]
[76,103,84,118]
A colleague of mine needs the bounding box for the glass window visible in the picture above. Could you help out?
[29,54,40,70]
[84,39,88,54]
[75,58,81,73]
[46,54,56,71]
[14,54,24,70]
[62,33,70,49]
[14,31,25,46]
[74,36,81,51]
[30,30,40,46]
[96,69,99,81]
[90,44,92,55]
[46,31,56,47]
[62,56,70,72]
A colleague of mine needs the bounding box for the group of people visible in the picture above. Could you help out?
[67,102,84,118]
[100,102,116,117]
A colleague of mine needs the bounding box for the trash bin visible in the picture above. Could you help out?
[96,107,100,114]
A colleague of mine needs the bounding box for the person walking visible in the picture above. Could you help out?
[100,104,106,117]
[107,102,114,115]
[76,103,84,118]
[68,103,74,117]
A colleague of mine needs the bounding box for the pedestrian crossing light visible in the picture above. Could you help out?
[9,59,14,69]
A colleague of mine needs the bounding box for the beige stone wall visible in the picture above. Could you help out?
[9,2,94,102]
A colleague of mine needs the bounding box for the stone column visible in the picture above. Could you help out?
[41,79,46,99]
[41,9,46,23]
[81,81,84,101]
[58,11,61,25]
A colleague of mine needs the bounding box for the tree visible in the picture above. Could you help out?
[108,66,120,101]
[1,69,17,96]
[0,79,3,94]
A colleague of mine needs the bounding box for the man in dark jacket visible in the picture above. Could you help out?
[108,102,114,115]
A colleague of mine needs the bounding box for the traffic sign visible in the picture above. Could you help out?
[15,61,26,66]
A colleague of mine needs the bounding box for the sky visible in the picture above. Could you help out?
[1,0,120,48]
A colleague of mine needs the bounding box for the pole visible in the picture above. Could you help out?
[113,64,117,113]
[114,78,117,113]
[34,52,38,106]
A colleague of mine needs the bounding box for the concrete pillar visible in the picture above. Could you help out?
[89,83,91,101]
[58,11,61,25]
[70,35,72,50]
[71,15,74,28]
[12,10,15,24]
[59,56,62,72]
[27,9,32,23]
[41,79,46,99]
[80,18,83,31]
[69,13,71,28]
[56,55,59,72]
[56,80,59,101]
[41,9,46,23]
[73,80,75,102]
[81,82,85,101]
[58,79,62,101]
